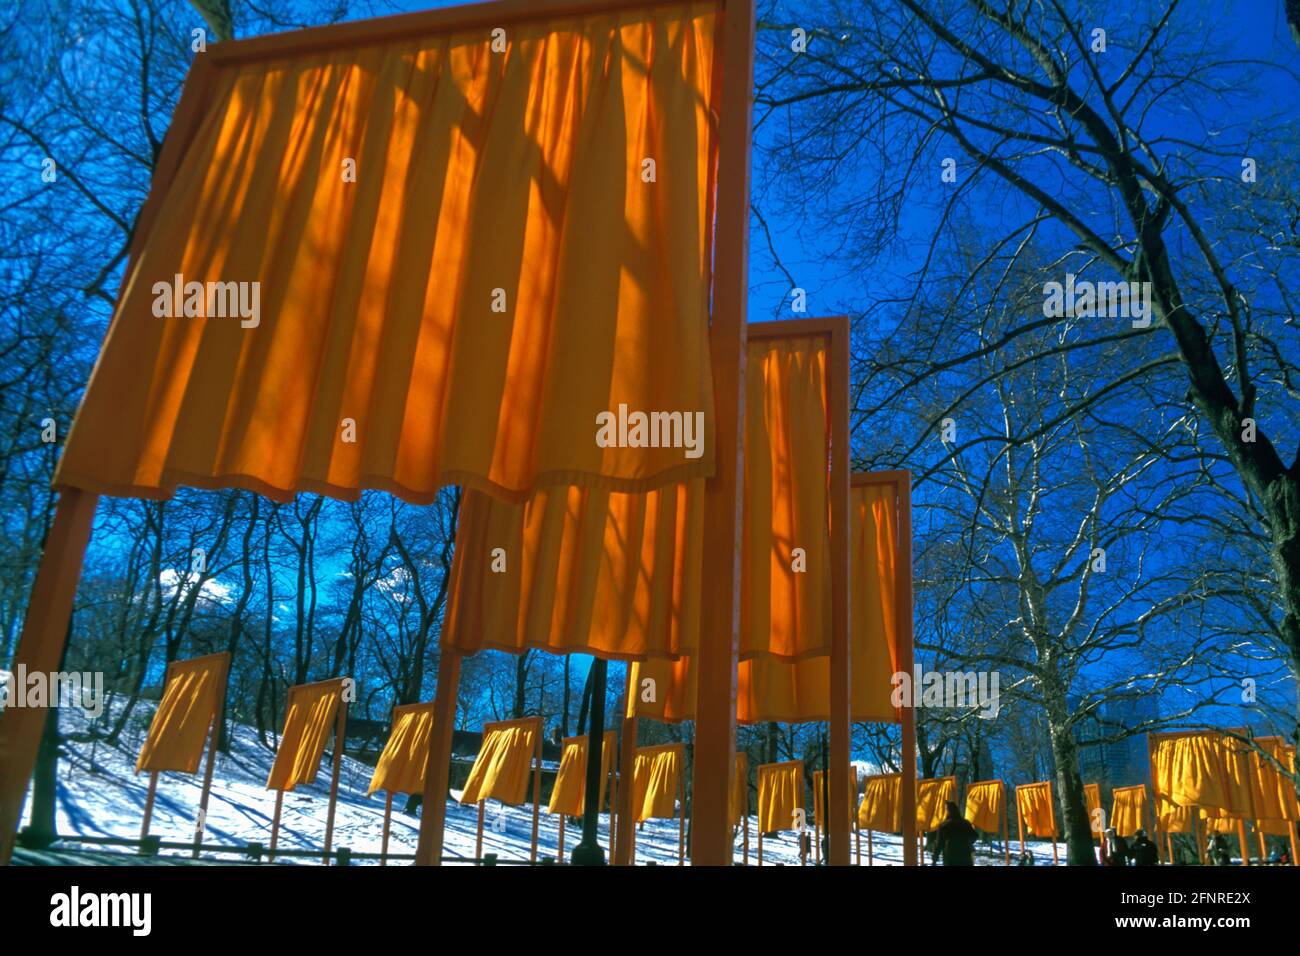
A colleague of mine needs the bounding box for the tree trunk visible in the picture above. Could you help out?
[1047,716,1098,866]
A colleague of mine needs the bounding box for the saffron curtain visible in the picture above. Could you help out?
[266,679,344,792]
[1016,782,1055,838]
[460,718,540,806]
[757,761,804,832]
[1110,785,1147,838]
[547,731,616,816]
[1151,732,1257,816]
[367,702,434,796]
[1157,794,1192,834]
[631,478,902,723]
[1251,737,1298,824]
[964,780,1004,834]
[443,481,703,660]
[632,744,683,822]
[135,652,228,774]
[857,774,902,833]
[916,777,957,832]
[54,3,723,504]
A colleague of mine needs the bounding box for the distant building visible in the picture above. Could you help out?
[1072,695,1159,789]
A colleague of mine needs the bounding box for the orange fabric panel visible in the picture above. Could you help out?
[964,780,1004,833]
[1157,794,1192,834]
[135,652,228,774]
[857,773,902,832]
[812,766,858,828]
[367,702,434,796]
[444,481,703,661]
[1251,738,1298,823]
[741,336,830,661]
[55,4,722,503]
[631,477,904,724]
[916,777,957,832]
[266,679,345,792]
[731,753,749,828]
[1083,783,1102,835]
[1200,808,1240,834]
[1016,781,1055,838]
[1110,785,1148,838]
[757,761,804,832]
[1151,732,1240,812]
[546,731,615,816]
[631,744,683,822]
[460,718,540,806]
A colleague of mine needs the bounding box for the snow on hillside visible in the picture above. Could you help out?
[20,699,1047,866]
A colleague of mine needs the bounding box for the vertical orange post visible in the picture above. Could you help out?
[826,317,852,867]
[192,652,229,858]
[677,757,686,866]
[1016,788,1026,858]
[558,813,566,862]
[140,772,159,847]
[415,648,461,865]
[757,827,763,866]
[530,726,542,864]
[1194,811,1207,865]
[475,801,485,860]
[690,0,754,868]
[1236,820,1250,866]
[743,809,749,864]
[614,672,637,865]
[1049,782,1060,866]
[1002,782,1010,866]
[897,474,918,866]
[867,827,873,865]
[269,790,283,862]
[322,692,348,865]
[381,793,392,866]
[0,488,99,864]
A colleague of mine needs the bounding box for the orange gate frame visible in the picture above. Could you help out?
[1249,736,1299,866]
[627,742,687,865]
[466,717,544,865]
[0,0,757,870]
[1015,780,1060,866]
[551,731,617,862]
[613,316,862,866]
[135,651,231,859]
[266,678,350,866]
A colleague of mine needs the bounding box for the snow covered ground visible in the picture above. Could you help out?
[21,699,1056,866]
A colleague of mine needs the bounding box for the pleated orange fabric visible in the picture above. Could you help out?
[443,481,703,660]
[1157,795,1192,834]
[731,753,749,828]
[460,718,540,806]
[546,731,615,816]
[741,336,830,661]
[367,702,434,796]
[916,777,957,832]
[1110,784,1148,838]
[964,780,1004,833]
[1200,808,1240,834]
[812,766,858,828]
[1083,782,1103,835]
[265,679,345,792]
[135,652,228,774]
[857,773,902,832]
[55,3,722,504]
[757,761,804,832]
[631,477,902,723]
[631,743,683,822]
[1152,732,1256,816]
[1251,737,1298,823]
[1016,781,1055,838]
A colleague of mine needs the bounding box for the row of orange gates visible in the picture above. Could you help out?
[126,653,1300,865]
